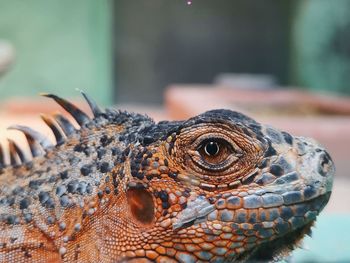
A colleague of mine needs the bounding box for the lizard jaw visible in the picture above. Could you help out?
[245,192,331,262]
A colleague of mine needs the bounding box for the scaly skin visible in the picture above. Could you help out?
[0,94,334,262]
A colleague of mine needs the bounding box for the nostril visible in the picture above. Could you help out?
[318,151,333,177]
[320,155,329,167]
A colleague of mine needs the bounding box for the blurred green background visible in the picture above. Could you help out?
[1,0,350,105]
[0,0,112,104]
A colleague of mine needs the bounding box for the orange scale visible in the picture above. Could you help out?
[156,256,177,263]
[160,241,173,248]
[155,246,166,255]
[145,250,159,260]
[191,237,204,244]
[135,249,145,257]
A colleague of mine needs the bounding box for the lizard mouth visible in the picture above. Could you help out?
[245,192,331,262]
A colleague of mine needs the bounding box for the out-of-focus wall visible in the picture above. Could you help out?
[0,0,112,105]
[291,0,350,95]
[113,0,292,104]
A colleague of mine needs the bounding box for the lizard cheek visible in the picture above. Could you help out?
[126,188,155,225]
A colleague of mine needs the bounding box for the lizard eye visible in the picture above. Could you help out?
[193,137,241,171]
[172,123,263,183]
[204,141,220,156]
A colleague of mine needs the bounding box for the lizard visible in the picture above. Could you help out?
[0,92,334,263]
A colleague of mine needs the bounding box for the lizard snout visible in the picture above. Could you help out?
[296,137,335,194]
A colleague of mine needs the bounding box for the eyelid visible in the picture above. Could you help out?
[197,138,227,151]
[189,151,240,172]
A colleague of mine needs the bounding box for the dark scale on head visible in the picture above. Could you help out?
[86,184,93,194]
[77,182,88,195]
[80,164,93,176]
[73,143,85,153]
[105,176,110,183]
[28,180,43,190]
[47,216,55,225]
[83,147,93,157]
[24,213,32,223]
[111,147,121,156]
[275,156,293,174]
[142,136,155,145]
[97,148,106,159]
[105,187,111,194]
[19,198,31,210]
[7,197,15,207]
[60,170,69,180]
[56,185,67,197]
[7,215,20,225]
[45,197,55,209]
[266,127,282,144]
[100,134,113,147]
[168,171,178,179]
[60,195,70,207]
[158,190,169,203]
[146,174,153,181]
[162,202,170,209]
[38,191,50,205]
[264,140,277,158]
[136,172,145,180]
[270,164,284,177]
[164,159,169,166]
[99,162,111,173]
[282,131,293,145]
[67,180,79,194]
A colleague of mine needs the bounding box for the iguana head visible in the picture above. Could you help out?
[115,109,334,262]
[0,94,334,262]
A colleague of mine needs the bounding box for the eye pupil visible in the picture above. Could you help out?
[204,141,220,156]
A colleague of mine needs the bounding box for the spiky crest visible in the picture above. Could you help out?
[0,92,104,168]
